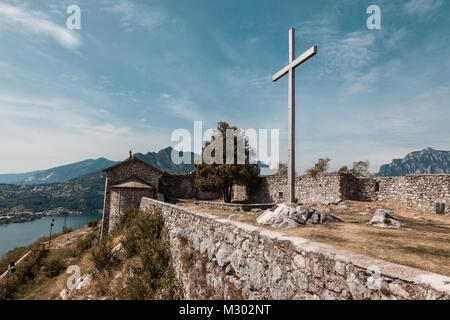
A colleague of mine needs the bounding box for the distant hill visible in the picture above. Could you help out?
[377,148,450,177]
[0,147,198,185]
[134,147,195,174]
[0,171,106,214]
[0,158,117,185]
[0,146,270,213]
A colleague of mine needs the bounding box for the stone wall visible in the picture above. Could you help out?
[234,173,449,215]
[359,175,449,215]
[109,188,154,230]
[140,198,450,300]
[358,177,407,203]
[234,173,358,205]
[404,175,450,215]
[160,172,220,201]
[196,201,274,212]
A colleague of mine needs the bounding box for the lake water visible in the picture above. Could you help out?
[0,214,102,258]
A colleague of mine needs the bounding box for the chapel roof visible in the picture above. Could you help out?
[102,156,163,174]
[111,181,153,189]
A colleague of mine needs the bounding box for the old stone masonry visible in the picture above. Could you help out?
[99,156,450,300]
[101,156,449,237]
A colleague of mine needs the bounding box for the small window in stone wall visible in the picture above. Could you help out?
[375,182,380,192]
[435,203,445,215]
[279,192,283,198]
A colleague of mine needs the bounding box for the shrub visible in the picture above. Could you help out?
[91,237,113,271]
[2,249,48,299]
[42,257,66,278]
[75,232,97,256]
[88,220,98,228]
[120,208,182,300]
[307,158,331,175]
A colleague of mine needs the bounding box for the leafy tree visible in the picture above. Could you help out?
[306,158,331,175]
[337,160,371,177]
[338,165,349,174]
[194,122,260,203]
[350,160,370,177]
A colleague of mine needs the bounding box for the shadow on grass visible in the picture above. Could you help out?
[400,246,450,259]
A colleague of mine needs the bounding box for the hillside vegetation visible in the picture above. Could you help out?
[0,208,181,300]
[0,171,105,214]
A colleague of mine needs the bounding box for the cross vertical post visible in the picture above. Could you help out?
[288,28,295,204]
[272,28,317,204]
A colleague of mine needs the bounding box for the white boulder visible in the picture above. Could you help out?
[256,203,342,229]
[368,209,401,229]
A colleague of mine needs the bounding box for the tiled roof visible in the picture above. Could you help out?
[102,156,163,174]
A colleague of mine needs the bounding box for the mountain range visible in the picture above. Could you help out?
[0,147,195,185]
[0,147,447,214]
[0,146,270,185]
[0,147,269,213]
[377,148,450,177]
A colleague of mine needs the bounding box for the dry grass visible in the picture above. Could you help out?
[192,200,450,277]
[18,227,97,300]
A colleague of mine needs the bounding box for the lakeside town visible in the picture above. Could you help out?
[0,208,101,225]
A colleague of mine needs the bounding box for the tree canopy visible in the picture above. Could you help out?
[194,122,260,203]
[338,160,371,177]
[306,158,331,175]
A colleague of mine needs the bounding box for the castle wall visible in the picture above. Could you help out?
[140,198,450,300]
[159,173,220,201]
[404,175,450,215]
[234,173,358,205]
[234,173,449,215]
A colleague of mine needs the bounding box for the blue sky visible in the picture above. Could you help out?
[0,0,449,174]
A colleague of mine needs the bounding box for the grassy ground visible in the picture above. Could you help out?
[0,225,99,300]
[186,200,450,277]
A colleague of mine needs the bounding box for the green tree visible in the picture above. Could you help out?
[306,158,331,175]
[350,160,370,177]
[194,122,260,203]
[338,165,349,174]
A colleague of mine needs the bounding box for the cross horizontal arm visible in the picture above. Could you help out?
[272,45,318,82]
[291,45,317,69]
[272,64,290,82]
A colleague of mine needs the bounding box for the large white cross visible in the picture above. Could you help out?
[272,28,317,203]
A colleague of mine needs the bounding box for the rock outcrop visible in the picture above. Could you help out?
[256,203,342,229]
[368,209,402,229]
[377,148,450,177]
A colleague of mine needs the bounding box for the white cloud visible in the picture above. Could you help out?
[104,0,164,32]
[160,93,171,99]
[385,28,407,49]
[0,92,170,173]
[326,31,377,73]
[0,3,81,50]
[340,69,379,96]
[404,0,444,16]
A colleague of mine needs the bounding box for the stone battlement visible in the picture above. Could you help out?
[233,173,450,215]
[140,198,450,300]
